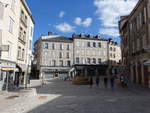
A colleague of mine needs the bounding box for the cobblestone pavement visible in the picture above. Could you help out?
[1,79,150,113]
[27,79,150,113]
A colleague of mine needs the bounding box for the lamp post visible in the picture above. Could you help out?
[25,54,32,89]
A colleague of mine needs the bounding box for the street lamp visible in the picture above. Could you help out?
[25,54,32,89]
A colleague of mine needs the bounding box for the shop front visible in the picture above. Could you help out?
[0,60,16,91]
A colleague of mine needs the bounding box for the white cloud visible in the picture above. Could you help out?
[54,23,75,33]
[99,28,120,37]
[59,11,65,18]
[74,17,92,27]
[94,0,138,36]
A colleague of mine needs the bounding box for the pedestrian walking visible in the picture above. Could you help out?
[110,77,115,89]
[104,77,108,88]
[89,77,93,88]
[96,76,100,87]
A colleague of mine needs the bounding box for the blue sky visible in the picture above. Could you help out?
[26,0,138,44]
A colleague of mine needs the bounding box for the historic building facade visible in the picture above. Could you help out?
[34,32,73,79]
[35,32,121,79]
[108,39,122,66]
[16,0,35,85]
[0,0,34,91]
[119,0,150,88]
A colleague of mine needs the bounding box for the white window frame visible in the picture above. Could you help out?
[9,17,14,34]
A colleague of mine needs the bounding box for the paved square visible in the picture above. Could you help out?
[27,79,150,113]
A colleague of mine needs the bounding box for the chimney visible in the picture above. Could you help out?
[48,32,53,36]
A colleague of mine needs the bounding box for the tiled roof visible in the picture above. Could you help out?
[73,35,108,41]
[41,36,73,43]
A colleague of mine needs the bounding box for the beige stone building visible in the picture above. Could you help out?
[0,0,34,91]
[34,32,73,78]
[119,0,150,88]
[16,0,35,84]
[73,34,108,65]
[108,39,122,66]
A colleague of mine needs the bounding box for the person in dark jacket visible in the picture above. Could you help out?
[110,77,115,89]
[104,77,108,88]
[89,77,93,88]
[96,76,100,87]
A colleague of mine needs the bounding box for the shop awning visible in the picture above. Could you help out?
[144,60,150,66]
[1,68,15,71]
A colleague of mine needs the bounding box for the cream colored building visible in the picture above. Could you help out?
[73,34,108,65]
[0,0,34,91]
[34,32,73,78]
[108,39,122,66]
[16,0,35,82]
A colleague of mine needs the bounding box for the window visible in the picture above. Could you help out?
[87,58,90,64]
[67,61,71,66]
[93,58,96,64]
[8,42,12,58]
[52,60,56,66]
[23,31,26,41]
[76,42,80,47]
[114,48,116,51]
[9,18,14,34]
[21,10,24,20]
[19,27,23,39]
[59,52,62,58]
[144,7,147,23]
[0,2,4,20]
[113,54,116,58]
[110,53,112,58]
[136,16,140,30]
[52,43,55,50]
[132,42,135,53]
[11,0,16,11]
[60,44,63,50]
[137,38,140,51]
[67,44,69,50]
[30,27,33,37]
[130,23,133,31]
[87,42,90,47]
[17,47,21,59]
[143,35,147,48]
[98,42,101,48]
[29,40,32,50]
[22,49,25,60]
[98,59,101,64]
[59,60,63,67]
[93,42,96,47]
[141,10,145,24]
[76,58,79,64]
[139,12,142,27]
[44,43,48,49]
[25,16,27,24]
[110,47,112,51]
[82,42,84,47]
[67,52,69,59]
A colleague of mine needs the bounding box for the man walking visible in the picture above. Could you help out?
[104,77,108,88]
[110,77,115,89]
